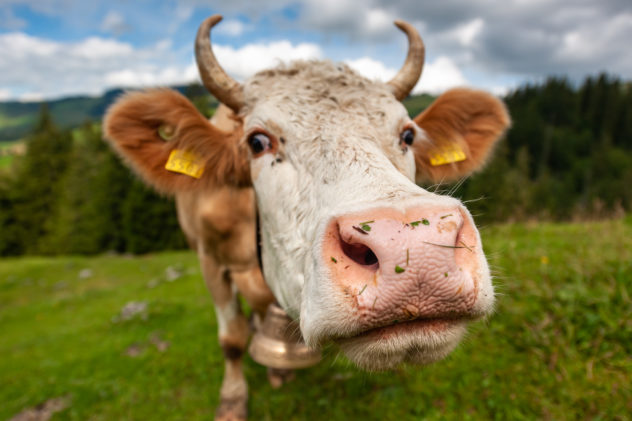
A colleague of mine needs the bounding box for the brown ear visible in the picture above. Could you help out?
[412,88,510,183]
[103,88,250,195]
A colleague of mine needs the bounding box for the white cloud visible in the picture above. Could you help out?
[100,11,130,36]
[0,30,324,100]
[557,12,632,68]
[416,56,469,94]
[1,32,58,58]
[0,26,477,101]
[300,0,396,39]
[214,41,323,80]
[346,55,469,95]
[72,37,134,59]
[2,0,631,88]
[365,8,394,35]
[345,57,396,81]
[452,18,484,47]
[104,64,198,88]
[154,39,173,52]
[304,0,358,21]
[0,32,169,99]
[19,92,44,102]
[489,85,511,96]
[215,19,249,37]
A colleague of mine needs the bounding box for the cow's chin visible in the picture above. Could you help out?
[335,319,467,371]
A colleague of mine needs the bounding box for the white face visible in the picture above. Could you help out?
[242,62,494,370]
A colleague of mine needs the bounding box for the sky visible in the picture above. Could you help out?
[0,0,631,102]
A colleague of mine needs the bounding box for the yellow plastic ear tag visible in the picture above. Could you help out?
[165,149,205,178]
[429,143,467,166]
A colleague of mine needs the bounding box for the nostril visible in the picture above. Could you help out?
[363,248,378,265]
[340,237,379,267]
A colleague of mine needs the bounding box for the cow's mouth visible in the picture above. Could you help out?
[332,316,470,371]
[339,315,465,342]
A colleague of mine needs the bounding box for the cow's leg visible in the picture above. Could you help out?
[230,267,274,318]
[200,254,250,421]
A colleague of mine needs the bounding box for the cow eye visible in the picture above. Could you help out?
[248,132,272,156]
[400,128,415,146]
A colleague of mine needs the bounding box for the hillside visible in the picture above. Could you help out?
[0,88,432,143]
[0,85,218,142]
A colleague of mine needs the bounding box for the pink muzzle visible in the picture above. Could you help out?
[323,206,483,329]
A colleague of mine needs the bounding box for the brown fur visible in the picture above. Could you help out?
[413,88,511,183]
[221,316,250,349]
[216,396,247,421]
[104,90,275,421]
[230,269,273,316]
[103,89,251,195]
[219,312,250,361]
[217,357,248,421]
[175,186,274,312]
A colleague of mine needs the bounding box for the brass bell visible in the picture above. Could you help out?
[248,303,321,369]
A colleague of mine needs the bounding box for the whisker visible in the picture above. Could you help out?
[462,195,487,204]
[448,175,469,197]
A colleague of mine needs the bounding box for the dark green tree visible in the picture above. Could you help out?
[42,122,121,254]
[8,104,73,254]
[120,179,186,254]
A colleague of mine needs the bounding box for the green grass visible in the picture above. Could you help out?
[0,154,13,169]
[1,218,630,420]
[0,140,24,169]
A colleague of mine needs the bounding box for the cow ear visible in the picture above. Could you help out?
[411,88,510,183]
[103,88,250,195]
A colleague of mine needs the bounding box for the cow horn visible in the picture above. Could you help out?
[387,20,425,101]
[195,15,245,113]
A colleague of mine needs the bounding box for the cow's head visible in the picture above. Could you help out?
[104,15,510,371]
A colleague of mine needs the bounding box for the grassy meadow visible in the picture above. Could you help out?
[1,217,631,420]
[0,141,22,169]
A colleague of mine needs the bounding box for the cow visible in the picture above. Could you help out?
[104,15,510,421]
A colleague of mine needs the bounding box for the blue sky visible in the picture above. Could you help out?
[1,0,631,101]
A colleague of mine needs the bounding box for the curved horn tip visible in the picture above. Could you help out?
[196,15,224,43]
[393,20,414,33]
[195,14,245,113]
[387,19,425,101]
[393,20,406,30]
[197,15,223,37]
[206,14,223,27]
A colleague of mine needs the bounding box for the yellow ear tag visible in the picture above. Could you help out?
[429,143,467,166]
[165,149,205,179]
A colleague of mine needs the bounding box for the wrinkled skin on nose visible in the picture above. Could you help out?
[323,206,483,330]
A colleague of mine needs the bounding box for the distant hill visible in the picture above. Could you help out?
[0,86,434,142]
[0,85,218,142]
[0,89,119,141]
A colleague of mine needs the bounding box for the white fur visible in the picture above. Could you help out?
[242,61,495,367]
[214,283,240,338]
